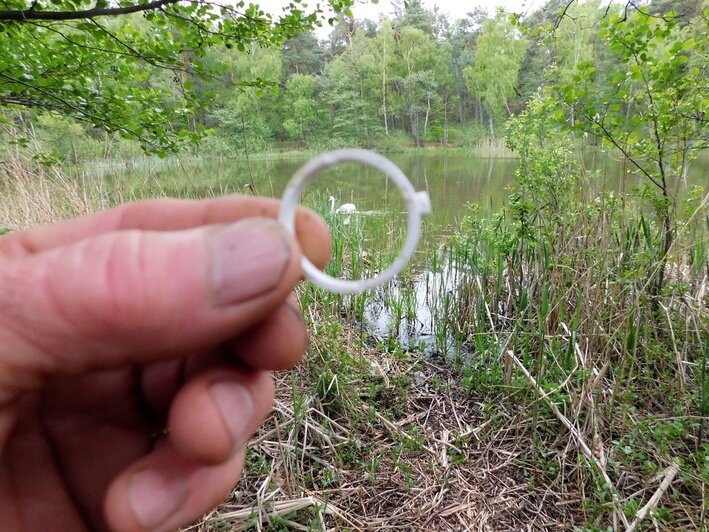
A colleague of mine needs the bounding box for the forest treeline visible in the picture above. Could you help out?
[1,0,706,160]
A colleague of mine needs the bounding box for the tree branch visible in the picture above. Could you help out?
[553,1,576,30]
[27,20,196,76]
[0,0,180,21]
[584,111,665,191]
[0,72,150,145]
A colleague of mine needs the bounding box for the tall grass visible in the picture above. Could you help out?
[306,107,709,528]
[425,119,709,527]
[4,123,708,528]
[0,149,118,229]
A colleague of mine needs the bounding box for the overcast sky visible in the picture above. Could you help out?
[321,0,543,21]
[258,0,544,37]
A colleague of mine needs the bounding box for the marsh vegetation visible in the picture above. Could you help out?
[2,0,709,529]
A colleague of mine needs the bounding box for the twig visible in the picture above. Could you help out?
[627,462,680,532]
[505,350,631,529]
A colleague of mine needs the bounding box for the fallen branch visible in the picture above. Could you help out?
[627,462,680,532]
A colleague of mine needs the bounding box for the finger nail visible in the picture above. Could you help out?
[129,466,187,529]
[210,380,255,448]
[209,219,291,306]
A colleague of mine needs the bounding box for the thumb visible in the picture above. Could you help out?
[0,218,302,384]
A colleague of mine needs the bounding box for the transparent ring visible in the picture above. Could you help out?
[278,149,431,294]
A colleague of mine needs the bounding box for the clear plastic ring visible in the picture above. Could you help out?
[278,149,431,294]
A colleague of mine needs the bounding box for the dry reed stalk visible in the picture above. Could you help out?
[627,462,680,532]
[195,341,575,531]
[504,350,630,529]
[0,155,115,228]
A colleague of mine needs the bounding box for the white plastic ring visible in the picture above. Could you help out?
[279,149,431,294]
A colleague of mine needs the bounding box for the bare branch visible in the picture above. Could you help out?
[0,0,180,22]
[553,1,576,30]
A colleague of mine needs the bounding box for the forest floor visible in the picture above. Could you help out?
[191,314,582,531]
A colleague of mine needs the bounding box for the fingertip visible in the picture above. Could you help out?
[208,218,302,308]
[233,295,307,370]
[104,445,246,532]
[168,369,274,465]
[295,206,332,271]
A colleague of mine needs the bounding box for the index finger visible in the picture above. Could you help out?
[0,196,331,269]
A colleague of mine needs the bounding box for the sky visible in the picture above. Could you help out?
[257,0,544,36]
[320,0,543,21]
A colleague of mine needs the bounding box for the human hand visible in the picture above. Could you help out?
[0,196,331,531]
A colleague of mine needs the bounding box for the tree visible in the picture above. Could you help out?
[391,26,447,146]
[210,44,282,152]
[359,21,396,134]
[555,6,709,295]
[445,10,486,125]
[552,0,605,125]
[281,32,324,77]
[391,0,436,36]
[282,73,320,144]
[646,0,704,24]
[323,32,378,142]
[0,0,353,154]
[464,10,528,137]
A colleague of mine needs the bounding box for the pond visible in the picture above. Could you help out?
[107,148,709,270]
[104,149,709,356]
[108,148,709,234]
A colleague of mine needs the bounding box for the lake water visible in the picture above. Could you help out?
[107,149,709,354]
[111,149,709,266]
[113,148,708,224]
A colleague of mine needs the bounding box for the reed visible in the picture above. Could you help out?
[0,150,119,229]
[430,166,709,527]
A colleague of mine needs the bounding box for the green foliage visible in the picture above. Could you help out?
[283,73,320,143]
[464,10,528,136]
[3,0,707,156]
[444,102,709,527]
[506,93,580,231]
[554,6,708,190]
[552,5,709,293]
[323,32,381,143]
[0,0,353,154]
[552,0,602,88]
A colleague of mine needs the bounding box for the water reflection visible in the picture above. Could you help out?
[100,150,708,352]
[101,150,708,235]
[363,259,466,358]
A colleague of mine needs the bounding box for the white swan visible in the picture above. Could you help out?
[329,195,357,215]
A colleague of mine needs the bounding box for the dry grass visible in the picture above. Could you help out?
[0,151,116,229]
[189,316,581,531]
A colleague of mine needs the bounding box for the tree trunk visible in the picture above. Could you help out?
[652,154,673,302]
[382,39,389,135]
[412,111,421,148]
[443,98,449,146]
